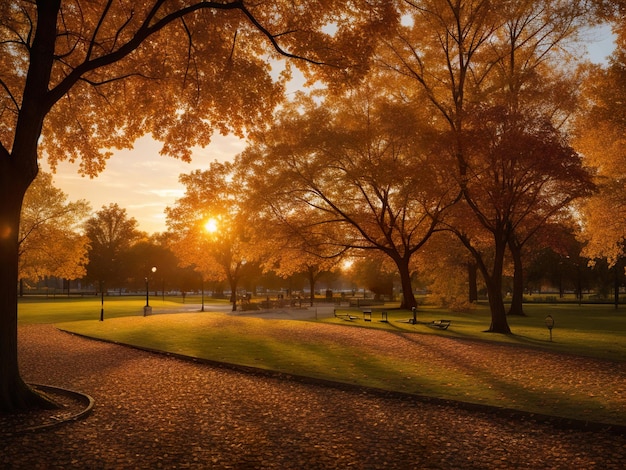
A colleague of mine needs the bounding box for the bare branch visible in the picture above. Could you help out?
[87,0,114,61]
[0,78,20,112]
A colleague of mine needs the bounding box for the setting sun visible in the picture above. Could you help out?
[204,218,218,233]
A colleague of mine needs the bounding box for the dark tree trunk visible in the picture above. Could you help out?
[396,258,417,310]
[1,0,59,407]
[228,274,238,312]
[0,178,57,412]
[485,278,511,333]
[307,269,316,307]
[471,238,512,334]
[508,240,526,316]
[486,241,512,334]
[614,266,620,310]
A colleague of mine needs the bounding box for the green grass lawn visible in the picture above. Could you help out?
[327,303,626,362]
[17,297,626,426]
[17,295,229,324]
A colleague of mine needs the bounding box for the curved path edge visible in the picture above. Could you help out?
[59,328,626,436]
[23,383,95,433]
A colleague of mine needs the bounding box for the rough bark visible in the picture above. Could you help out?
[0,0,61,412]
[0,172,58,412]
[466,235,512,334]
[396,258,417,310]
[508,241,526,316]
[483,242,512,334]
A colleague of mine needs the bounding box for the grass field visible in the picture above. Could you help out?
[17,296,626,426]
[328,303,626,362]
[17,295,228,324]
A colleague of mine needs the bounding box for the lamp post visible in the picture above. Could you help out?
[201,278,205,312]
[144,266,157,316]
[545,315,555,342]
[99,280,104,321]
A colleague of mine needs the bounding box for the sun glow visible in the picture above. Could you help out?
[204,218,218,233]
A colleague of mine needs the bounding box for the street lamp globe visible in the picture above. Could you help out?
[144,266,158,314]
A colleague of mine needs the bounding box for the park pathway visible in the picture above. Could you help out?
[1,324,625,469]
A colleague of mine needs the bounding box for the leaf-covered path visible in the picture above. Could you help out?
[2,324,625,469]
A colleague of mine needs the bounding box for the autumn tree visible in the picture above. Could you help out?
[125,234,198,295]
[245,179,350,306]
[347,254,400,301]
[574,1,626,268]
[0,0,397,411]
[239,85,457,310]
[18,171,90,293]
[462,107,595,317]
[252,219,346,306]
[379,0,593,332]
[84,204,144,291]
[418,231,479,311]
[166,162,256,312]
[523,221,590,298]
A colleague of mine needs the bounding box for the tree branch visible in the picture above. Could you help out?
[46,0,335,113]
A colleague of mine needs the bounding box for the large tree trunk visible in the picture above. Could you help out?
[484,242,512,334]
[470,238,512,334]
[1,0,64,410]
[507,240,526,316]
[0,180,56,412]
[396,258,417,310]
[485,276,511,333]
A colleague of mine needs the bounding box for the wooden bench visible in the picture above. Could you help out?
[428,319,451,330]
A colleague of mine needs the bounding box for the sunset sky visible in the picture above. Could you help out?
[42,133,246,234]
[42,28,616,235]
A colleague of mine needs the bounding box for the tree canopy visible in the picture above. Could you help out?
[19,171,90,286]
[0,0,396,412]
[239,83,457,310]
[0,0,619,413]
[574,5,626,265]
[375,0,594,332]
[84,203,144,287]
[166,162,255,311]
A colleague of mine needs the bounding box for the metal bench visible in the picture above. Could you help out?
[428,319,451,330]
[334,309,358,321]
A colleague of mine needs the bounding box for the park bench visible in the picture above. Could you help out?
[364,309,389,322]
[334,309,359,321]
[428,319,451,330]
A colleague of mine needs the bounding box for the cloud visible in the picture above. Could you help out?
[42,133,246,234]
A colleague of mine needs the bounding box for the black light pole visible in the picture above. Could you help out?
[145,276,150,307]
[99,280,104,321]
[201,278,205,312]
[144,266,156,316]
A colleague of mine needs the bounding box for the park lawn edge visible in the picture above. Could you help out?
[55,312,626,430]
